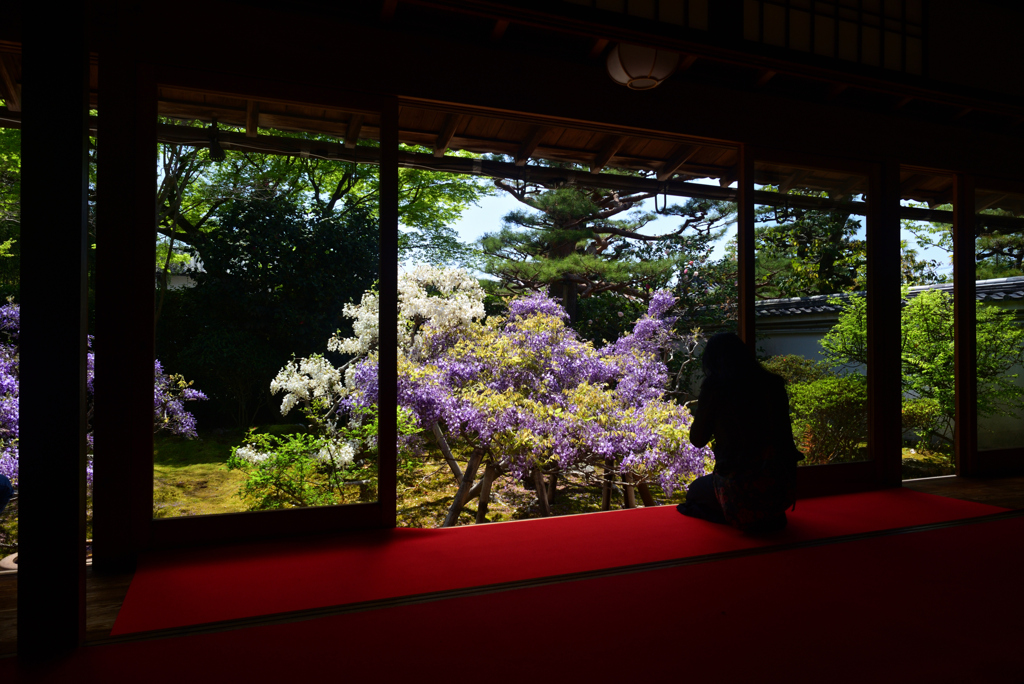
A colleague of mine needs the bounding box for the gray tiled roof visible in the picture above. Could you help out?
[754,275,1024,317]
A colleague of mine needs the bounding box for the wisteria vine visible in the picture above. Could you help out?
[265,267,712,513]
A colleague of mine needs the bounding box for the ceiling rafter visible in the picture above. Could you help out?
[754,69,777,88]
[344,114,365,149]
[977,192,1008,211]
[515,125,550,167]
[779,169,810,194]
[433,113,464,157]
[491,19,509,41]
[900,174,929,195]
[245,100,259,138]
[590,135,626,174]
[154,120,1024,229]
[656,144,698,182]
[679,54,698,72]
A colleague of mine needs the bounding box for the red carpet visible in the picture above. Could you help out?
[110,488,1005,635]
[10,514,1024,683]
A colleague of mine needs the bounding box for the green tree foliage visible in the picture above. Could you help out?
[0,127,20,299]
[819,288,1024,443]
[903,202,1024,281]
[787,374,868,464]
[479,171,735,322]
[157,193,379,427]
[755,188,866,299]
[156,130,490,277]
[760,355,867,464]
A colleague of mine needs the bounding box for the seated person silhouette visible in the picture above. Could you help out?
[678,332,803,533]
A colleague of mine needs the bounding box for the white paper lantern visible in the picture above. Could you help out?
[606,43,681,90]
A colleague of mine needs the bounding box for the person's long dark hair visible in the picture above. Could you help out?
[701,332,762,381]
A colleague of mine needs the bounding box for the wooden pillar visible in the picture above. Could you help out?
[736,145,756,347]
[18,2,90,656]
[377,98,399,527]
[952,174,977,477]
[92,27,157,570]
[867,160,903,488]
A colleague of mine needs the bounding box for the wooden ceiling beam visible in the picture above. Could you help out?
[344,114,365,149]
[590,135,626,174]
[157,120,1024,229]
[245,100,259,138]
[656,144,698,182]
[0,54,20,112]
[433,113,464,157]
[515,126,550,166]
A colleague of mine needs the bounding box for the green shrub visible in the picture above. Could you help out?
[901,396,943,435]
[788,373,867,465]
[760,354,830,386]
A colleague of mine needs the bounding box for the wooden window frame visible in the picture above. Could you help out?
[92,66,400,560]
[743,147,902,496]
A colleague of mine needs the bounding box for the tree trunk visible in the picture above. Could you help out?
[475,464,498,524]
[548,276,578,323]
[461,477,483,507]
[601,458,614,511]
[431,422,463,484]
[623,471,636,509]
[442,449,483,527]
[546,470,558,503]
[637,481,656,507]
[532,468,551,517]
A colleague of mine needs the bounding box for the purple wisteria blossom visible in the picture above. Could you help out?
[342,289,712,493]
[0,304,207,486]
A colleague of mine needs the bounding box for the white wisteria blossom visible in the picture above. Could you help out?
[396,265,486,357]
[317,441,357,466]
[327,289,380,357]
[233,445,270,464]
[267,267,487,468]
[270,354,346,416]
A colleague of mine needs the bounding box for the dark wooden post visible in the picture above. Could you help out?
[378,98,399,527]
[18,2,90,656]
[867,160,903,487]
[952,174,977,477]
[736,145,756,347]
[92,26,158,571]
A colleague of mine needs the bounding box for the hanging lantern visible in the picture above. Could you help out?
[606,43,680,90]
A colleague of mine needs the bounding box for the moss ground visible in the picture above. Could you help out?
[152,428,690,525]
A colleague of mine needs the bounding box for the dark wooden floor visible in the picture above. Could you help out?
[1,474,1022,655]
[0,564,134,655]
[902,474,1024,510]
